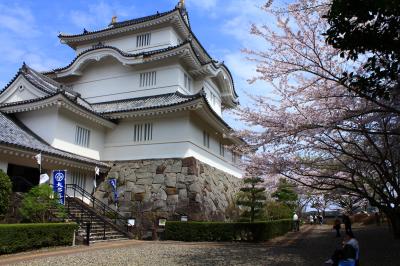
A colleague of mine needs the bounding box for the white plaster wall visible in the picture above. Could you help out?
[75,27,178,55]
[102,113,242,177]
[52,109,105,160]
[17,107,59,145]
[17,107,105,160]
[0,160,8,172]
[69,58,188,103]
[103,114,190,153]
[203,80,222,115]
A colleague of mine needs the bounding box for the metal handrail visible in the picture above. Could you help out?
[65,184,129,234]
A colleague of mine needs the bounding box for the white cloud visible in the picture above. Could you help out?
[69,1,138,30]
[0,4,40,37]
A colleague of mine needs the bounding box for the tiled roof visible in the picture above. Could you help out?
[44,42,191,74]
[1,63,59,96]
[92,91,203,114]
[54,6,238,99]
[0,112,109,167]
[58,9,177,38]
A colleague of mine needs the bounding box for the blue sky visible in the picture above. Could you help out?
[0,0,273,126]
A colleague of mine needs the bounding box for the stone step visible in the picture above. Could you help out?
[77,230,125,236]
[91,237,129,243]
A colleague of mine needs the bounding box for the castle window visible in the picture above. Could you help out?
[134,123,153,142]
[184,73,192,91]
[219,142,225,157]
[139,71,157,87]
[75,126,90,147]
[203,131,210,148]
[232,151,240,163]
[136,33,151,47]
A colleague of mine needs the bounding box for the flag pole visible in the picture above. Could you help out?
[39,153,42,175]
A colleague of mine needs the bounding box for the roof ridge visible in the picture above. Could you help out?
[43,41,190,74]
[92,90,201,105]
[58,8,178,38]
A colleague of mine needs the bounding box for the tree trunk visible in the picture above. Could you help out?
[387,210,400,239]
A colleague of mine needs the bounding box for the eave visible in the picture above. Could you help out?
[0,145,110,171]
[0,93,116,129]
[58,9,179,49]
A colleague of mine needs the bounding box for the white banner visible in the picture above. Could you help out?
[39,173,49,184]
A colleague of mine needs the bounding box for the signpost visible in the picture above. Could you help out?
[52,170,66,205]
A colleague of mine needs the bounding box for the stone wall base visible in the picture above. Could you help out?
[95,157,241,238]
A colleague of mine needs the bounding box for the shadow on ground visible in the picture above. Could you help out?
[169,224,400,266]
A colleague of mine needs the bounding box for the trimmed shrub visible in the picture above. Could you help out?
[0,222,78,254]
[19,185,66,223]
[165,220,292,242]
[0,170,12,216]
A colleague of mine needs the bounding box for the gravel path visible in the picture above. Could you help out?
[2,224,399,266]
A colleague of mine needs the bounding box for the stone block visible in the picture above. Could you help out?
[177,182,186,189]
[153,174,165,184]
[189,183,201,193]
[132,185,146,194]
[136,172,153,179]
[152,184,162,192]
[134,192,145,202]
[158,189,168,201]
[177,173,185,183]
[166,161,182,173]
[165,173,177,187]
[178,188,187,199]
[167,194,179,205]
[185,175,196,184]
[195,193,202,203]
[156,165,166,174]
[181,167,188,174]
[153,200,167,211]
[136,177,153,185]
[165,187,177,195]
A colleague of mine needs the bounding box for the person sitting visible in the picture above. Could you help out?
[344,232,359,266]
[325,232,359,266]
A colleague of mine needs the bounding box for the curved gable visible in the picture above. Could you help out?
[0,75,48,104]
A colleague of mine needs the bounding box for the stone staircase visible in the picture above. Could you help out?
[61,184,133,244]
[65,196,130,244]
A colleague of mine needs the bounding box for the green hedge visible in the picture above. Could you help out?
[0,223,78,254]
[165,219,292,242]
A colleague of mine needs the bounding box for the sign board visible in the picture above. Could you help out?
[52,170,66,205]
[128,219,135,226]
[108,178,118,202]
[181,216,188,222]
[158,218,167,227]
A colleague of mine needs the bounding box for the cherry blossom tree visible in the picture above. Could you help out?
[236,0,400,238]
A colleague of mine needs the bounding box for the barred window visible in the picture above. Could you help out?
[139,71,157,87]
[232,152,240,163]
[219,142,225,156]
[134,123,153,142]
[184,73,192,91]
[136,33,151,47]
[203,131,210,148]
[75,126,90,147]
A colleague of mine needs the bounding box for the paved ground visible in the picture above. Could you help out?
[1,224,399,265]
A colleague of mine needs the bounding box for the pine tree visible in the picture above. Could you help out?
[272,179,298,211]
[236,176,266,222]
